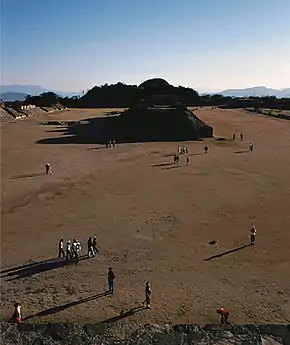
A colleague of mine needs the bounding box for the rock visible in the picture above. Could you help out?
[1,321,289,344]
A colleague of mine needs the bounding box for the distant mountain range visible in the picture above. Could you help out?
[1,84,289,101]
[0,85,79,100]
[0,92,28,102]
[219,86,290,98]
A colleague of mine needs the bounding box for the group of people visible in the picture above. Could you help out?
[11,225,257,325]
[232,132,254,151]
[105,140,116,148]
[177,145,188,154]
[58,236,99,263]
[10,272,152,325]
[232,132,244,141]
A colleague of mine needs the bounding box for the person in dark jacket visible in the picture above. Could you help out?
[108,267,115,293]
[142,282,152,308]
[87,237,95,257]
[92,236,99,254]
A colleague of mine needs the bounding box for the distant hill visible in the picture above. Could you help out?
[0,85,79,98]
[0,92,28,101]
[220,86,290,98]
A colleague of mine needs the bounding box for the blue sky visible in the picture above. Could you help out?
[1,0,290,92]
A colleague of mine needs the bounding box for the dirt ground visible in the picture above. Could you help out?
[1,107,290,332]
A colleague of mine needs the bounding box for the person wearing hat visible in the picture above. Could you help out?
[108,267,115,293]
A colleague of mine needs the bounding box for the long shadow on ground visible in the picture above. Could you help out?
[162,165,184,170]
[151,163,174,167]
[10,172,46,179]
[2,256,90,280]
[203,244,252,261]
[101,306,147,324]
[23,291,110,320]
[234,150,249,154]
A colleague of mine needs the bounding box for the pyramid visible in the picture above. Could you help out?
[110,78,213,142]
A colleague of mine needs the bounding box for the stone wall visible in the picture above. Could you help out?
[1,322,289,345]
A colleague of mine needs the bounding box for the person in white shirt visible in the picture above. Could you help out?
[250,225,256,245]
[66,240,72,261]
[74,240,81,263]
[58,239,65,259]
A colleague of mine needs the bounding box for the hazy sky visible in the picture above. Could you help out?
[1,0,290,92]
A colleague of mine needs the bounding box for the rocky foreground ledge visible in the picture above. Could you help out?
[1,322,290,345]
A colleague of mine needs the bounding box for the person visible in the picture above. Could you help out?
[217,307,229,324]
[66,240,72,261]
[232,133,236,140]
[108,267,115,293]
[204,145,208,153]
[92,236,99,254]
[143,282,152,309]
[11,302,22,324]
[112,140,116,147]
[185,146,188,154]
[186,156,190,166]
[240,132,244,141]
[249,142,254,151]
[72,239,77,261]
[72,239,81,263]
[76,240,81,263]
[177,145,181,154]
[109,140,112,148]
[88,237,95,257]
[58,239,65,258]
[250,225,256,245]
[176,155,180,163]
[45,163,51,174]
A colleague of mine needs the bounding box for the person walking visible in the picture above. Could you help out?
[58,239,65,259]
[87,237,95,257]
[204,145,208,153]
[45,163,52,174]
[112,140,116,147]
[66,240,72,261]
[11,302,22,324]
[186,156,190,166]
[72,239,81,263]
[250,225,256,245]
[92,236,99,254]
[142,282,152,309]
[108,267,115,293]
[240,132,244,141]
[217,307,229,324]
[249,142,254,151]
[75,240,81,263]
[232,133,236,140]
